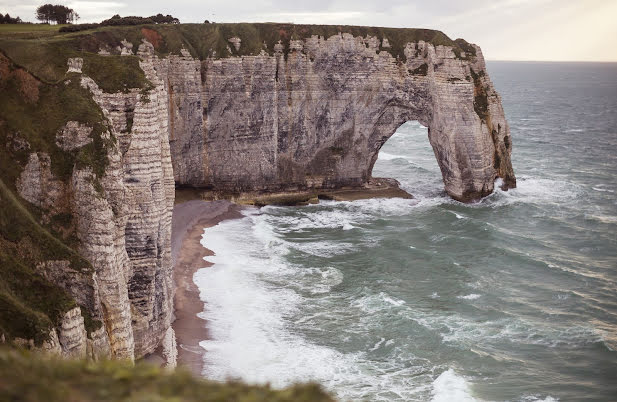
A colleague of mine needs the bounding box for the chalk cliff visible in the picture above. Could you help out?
[0,23,514,361]
[163,27,515,202]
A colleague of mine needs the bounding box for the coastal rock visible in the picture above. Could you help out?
[164,33,515,201]
[87,327,111,361]
[119,39,133,56]
[161,326,177,368]
[1,25,515,364]
[67,58,83,73]
[57,307,88,359]
[55,121,92,151]
[228,37,241,51]
[77,40,175,359]
[72,167,135,359]
[16,152,65,211]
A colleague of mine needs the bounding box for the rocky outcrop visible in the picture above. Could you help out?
[9,43,175,361]
[55,121,92,151]
[16,153,66,212]
[74,41,175,360]
[67,58,83,74]
[57,307,88,358]
[166,31,515,201]
[4,24,514,365]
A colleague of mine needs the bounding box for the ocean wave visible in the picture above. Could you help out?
[197,215,444,401]
[408,309,607,350]
[479,176,584,208]
[457,294,482,300]
[431,369,476,402]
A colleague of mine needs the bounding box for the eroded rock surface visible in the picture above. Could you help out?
[6,25,515,364]
[55,121,92,151]
[164,33,515,201]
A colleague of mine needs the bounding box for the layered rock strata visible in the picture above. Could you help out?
[74,42,176,359]
[167,33,515,201]
[12,42,175,360]
[4,24,515,364]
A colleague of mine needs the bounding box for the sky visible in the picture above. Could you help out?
[2,0,616,61]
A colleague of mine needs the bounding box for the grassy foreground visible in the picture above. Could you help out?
[0,349,335,402]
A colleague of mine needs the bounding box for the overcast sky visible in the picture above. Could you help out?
[2,0,616,61]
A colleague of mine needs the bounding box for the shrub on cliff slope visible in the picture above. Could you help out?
[0,349,334,402]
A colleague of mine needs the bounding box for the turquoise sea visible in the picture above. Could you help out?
[194,62,617,401]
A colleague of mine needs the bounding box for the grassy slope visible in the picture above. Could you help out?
[0,349,335,401]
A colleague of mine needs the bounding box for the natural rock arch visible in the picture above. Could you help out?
[165,31,515,202]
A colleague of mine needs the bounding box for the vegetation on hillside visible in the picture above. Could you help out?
[60,13,180,33]
[2,22,475,62]
[0,349,335,401]
[0,20,478,346]
[0,46,111,345]
[0,13,22,24]
[36,4,79,25]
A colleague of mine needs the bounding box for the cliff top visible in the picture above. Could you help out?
[0,21,485,349]
[0,22,476,91]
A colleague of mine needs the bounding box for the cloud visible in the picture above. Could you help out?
[0,0,614,61]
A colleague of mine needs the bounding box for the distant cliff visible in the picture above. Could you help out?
[0,23,515,361]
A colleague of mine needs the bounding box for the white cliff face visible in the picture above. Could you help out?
[7,27,514,363]
[57,307,88,359]
[76,40,175,360]
[12,41,177,361]
[55,121,93,151]
[167,33,515,201]
[16,153,66,212]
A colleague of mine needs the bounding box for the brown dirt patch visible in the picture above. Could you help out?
[141,28,163,49]
[0,54,10,82]
[13,68,39,103]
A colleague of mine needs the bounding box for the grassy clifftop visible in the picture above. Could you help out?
[0,349,334,401]
[0,21,476,347]
[0,23,475,72]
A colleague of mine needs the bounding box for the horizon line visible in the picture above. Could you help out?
[486,59,617,63]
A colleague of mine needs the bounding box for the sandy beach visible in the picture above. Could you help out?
[170,199,244,376]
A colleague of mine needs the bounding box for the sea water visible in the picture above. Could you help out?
[194,62,617,401]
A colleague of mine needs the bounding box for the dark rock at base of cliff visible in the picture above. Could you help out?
[175,177,412,207]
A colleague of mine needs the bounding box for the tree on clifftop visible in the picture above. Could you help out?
[35,4,79,24]
[0,13,23,23]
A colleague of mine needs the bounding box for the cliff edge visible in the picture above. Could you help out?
[0,23,515,361]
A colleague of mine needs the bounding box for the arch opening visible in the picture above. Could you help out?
[371,121,444,199]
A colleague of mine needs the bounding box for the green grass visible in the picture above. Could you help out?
[0,23,477,68]
[0,21,480,348]
[0,349,335,401]
[0,37,150,91]
[0,53,102,345]
[0,24,66,33]
[0,24,67,40]
[0,68,112,181]
[0,178,87,344]
[142,23,475,61]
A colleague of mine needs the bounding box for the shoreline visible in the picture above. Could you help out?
[164,199,244,376]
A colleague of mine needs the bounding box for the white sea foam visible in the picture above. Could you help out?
[430,369,476,402]
[370,337,386,351]
[196,211,441,401]
[481,175,583,208]
[521,396,559,402]
[592,186,614,193]
[378,151,409,161]
[458,294,482,300]
[453,212,465,219]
